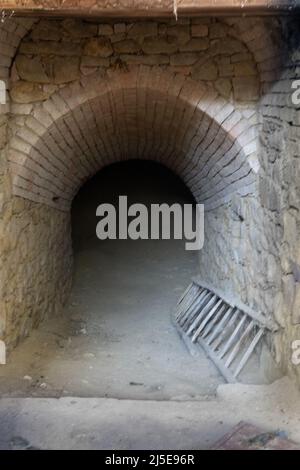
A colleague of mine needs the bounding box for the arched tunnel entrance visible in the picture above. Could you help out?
[1,11,300,449]
[0,160,224,398]
[1,66,273,396]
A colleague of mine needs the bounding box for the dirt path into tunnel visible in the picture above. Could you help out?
[0,161,224,399]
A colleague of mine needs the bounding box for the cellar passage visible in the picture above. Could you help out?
[0,161,224,399]
[1,14,300,390]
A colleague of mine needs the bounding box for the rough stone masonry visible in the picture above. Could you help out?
[0,4,300,387]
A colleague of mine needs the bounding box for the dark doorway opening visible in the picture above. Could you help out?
[69,160,223,399]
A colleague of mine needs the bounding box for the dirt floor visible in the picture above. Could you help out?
[0,236,223,399]
[0,377,299,450]
[0,162,223,399]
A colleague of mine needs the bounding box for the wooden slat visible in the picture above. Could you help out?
[179,289,208,328]
[180,290,211,329]
[225,320,255,369]
[197,337,237,383]
[217,314,247,360]
[187,294,218,337]
[175,284,199,317]
[206,307,235,346]
[201,304,227,338]
[233,329,265,378]
[191,298,223,343]
[177,283,193,305]
[210,309,240,351]
[176,286,200,321]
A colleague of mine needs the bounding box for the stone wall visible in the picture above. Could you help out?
[0,17,37,347]
[258,18,300,386]
[0,197,72,348]
[1,15,298,385]
[198,194,281,316]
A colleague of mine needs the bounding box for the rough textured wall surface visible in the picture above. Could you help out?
[0,17,37,347]
[198,195,281,316]
[0,15,297,386]
[0,198,72,349]
[258,19,300,387]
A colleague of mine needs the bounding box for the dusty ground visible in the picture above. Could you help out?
[0,377,299,450]
[0,236,223,399]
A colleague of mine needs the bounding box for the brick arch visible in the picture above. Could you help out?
[8,66,258,210]
[222,16,285,84]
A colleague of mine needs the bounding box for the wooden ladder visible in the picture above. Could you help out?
[173,281,278,383]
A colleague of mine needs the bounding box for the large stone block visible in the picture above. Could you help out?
[191,24,208,38]
[192,62,218,80]
[166,25,190,45]
[52,57,80,84]
[98,24,114,36]
[141,36,178,54]
[180,38,209,52]
[84,38,113,57]
[113,39,140,54]
[215,78,232,98]
[20,40,82,56]
[210,38,246,56]
[15,56,50,83]
[62,19,97,38]
[234,61,257,77]
[10,81,50,103]
[127,22,158,38]
[30,20,62,41]
[232,76,259,101]
[209,23,227,39]
[170,52,198,66]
